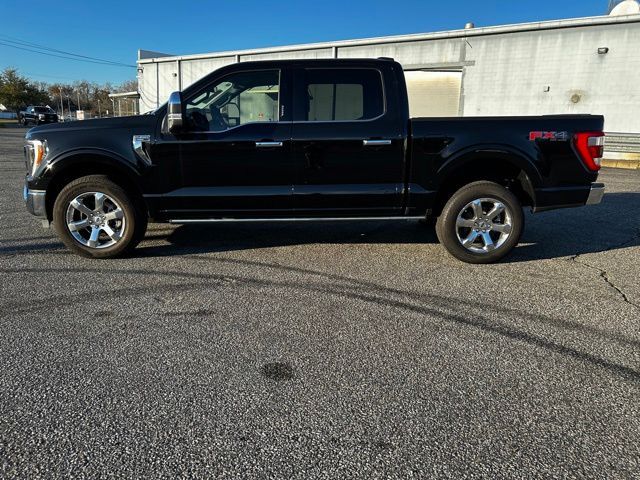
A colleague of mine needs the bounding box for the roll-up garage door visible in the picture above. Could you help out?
[404,70,462,118]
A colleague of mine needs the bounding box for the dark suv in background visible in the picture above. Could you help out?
[19,106,58,126]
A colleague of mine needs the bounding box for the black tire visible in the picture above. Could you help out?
[53,175,147,259]
[436,181,524,264]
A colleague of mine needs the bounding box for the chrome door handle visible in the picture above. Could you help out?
[256,141,283,148]
[363,139,392,146]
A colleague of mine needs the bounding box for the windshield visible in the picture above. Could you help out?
[34,107,54,113]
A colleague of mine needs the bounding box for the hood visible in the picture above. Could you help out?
[26,114,157,137]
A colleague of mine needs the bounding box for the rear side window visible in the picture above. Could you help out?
[299,68,384,122]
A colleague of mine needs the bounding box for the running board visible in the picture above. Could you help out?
[168,216,425,224]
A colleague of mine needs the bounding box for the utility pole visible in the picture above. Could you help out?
[77,90,81,111]
[59,88,64,120]
[97,99,101,117]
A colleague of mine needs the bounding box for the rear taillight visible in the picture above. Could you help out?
[574,131,604,172]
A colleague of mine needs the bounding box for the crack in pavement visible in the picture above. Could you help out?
[569,229,640,310]
[573,256,639,309]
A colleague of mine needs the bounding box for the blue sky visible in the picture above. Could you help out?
[0,0,608,85]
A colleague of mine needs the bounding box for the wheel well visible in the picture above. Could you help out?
[45,158,145,221]
[432,158,535,217]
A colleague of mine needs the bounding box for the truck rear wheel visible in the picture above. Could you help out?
[436,181,524,264]
[53,175,147,259]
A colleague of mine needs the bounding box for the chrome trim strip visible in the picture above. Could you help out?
[256,141,283,148]
[586,184,605,205]
[169,216,424,224]
[363,139,392,146]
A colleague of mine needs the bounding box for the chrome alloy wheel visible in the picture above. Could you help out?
[455,197,513,254]
[65,192,126,249]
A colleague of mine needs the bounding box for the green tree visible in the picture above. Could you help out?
[0,68,50,113]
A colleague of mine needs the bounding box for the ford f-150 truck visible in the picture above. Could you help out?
[23,58,605,263]
[19,105,58,126]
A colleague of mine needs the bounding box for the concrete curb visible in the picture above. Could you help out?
[601,159,640,169]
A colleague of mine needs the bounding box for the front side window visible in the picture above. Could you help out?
[300,68,384,122]
[185,69,280,132]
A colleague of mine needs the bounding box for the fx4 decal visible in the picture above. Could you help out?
[529,131,569,142]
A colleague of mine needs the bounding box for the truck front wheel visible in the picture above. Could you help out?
[53,175,147,258]
[436,181,524,264]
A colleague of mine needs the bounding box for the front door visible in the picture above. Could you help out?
[164,67,293,219]
[291,66,405,217]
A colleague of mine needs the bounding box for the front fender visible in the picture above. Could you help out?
[29,148,144,191]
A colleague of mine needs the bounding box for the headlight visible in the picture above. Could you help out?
[24,139,48,175]
[38,114,45,119]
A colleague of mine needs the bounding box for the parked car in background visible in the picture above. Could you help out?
[22,58,605,263]
[19,106,58,126]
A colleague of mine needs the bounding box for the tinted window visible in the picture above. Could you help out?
[299,68,384,122]
[185,70,280,132]
[34,107,52,113]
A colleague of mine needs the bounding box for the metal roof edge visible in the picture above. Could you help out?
[108,91,140,99]
[138,14,640,64]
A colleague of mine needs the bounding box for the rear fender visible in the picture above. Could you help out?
[437,144,542,188]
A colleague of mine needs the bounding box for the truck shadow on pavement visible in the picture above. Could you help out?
[140,192,640,262]
[508,192,640,262]
[2,256,639,383]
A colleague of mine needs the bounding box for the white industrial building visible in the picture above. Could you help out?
[137,6,640,164]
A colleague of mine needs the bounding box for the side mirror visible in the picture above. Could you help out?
[167,91,183,134]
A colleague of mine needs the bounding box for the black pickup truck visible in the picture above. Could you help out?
[19,105,58,126]
[23,58,605,263]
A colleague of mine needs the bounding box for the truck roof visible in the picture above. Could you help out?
[183,57,402,96]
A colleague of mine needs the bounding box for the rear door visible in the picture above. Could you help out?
[291,65,405,217]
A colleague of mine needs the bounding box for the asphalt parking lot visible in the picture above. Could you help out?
[1,127,639,478]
